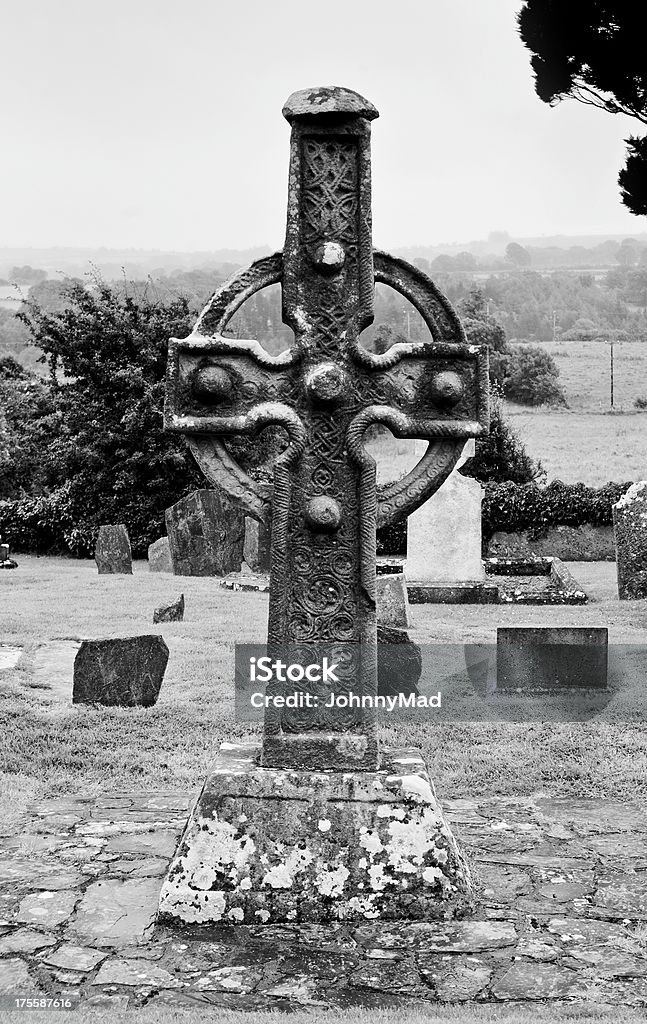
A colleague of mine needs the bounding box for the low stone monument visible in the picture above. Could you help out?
[73,636,169,706]
[377,623,422,698]
[165,489,244,577]
[159,87,488,924]
[376,572,411,627]
[94,525,132,575]
[153,594,184,623]
[243,517,271,573]
[496,627,608,691]
[613,481,647,600]
[0,533,18,569]
[407,439,483,584]
[148,536,173,573]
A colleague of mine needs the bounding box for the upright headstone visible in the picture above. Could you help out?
[148,536,173,573]
[377,623,422,698]
[159,86,488,925]
[165,489,244,577]
[407,439,484,583]
[613,481,647,600]
[73,636,169,706]
[243,516,271,573]
[94,525,132,575]
[376,572,411,627]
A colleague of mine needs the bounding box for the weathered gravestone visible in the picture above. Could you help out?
[148,536,173,573]
[153,594,185,623]
[613,481,647,600]
[496,627,609,692]
[407,439,483,583]
[243,516,271,573]
[94,525,132,575]
[73,636,169,706]
[159,86,488,925]
[165,488,244,576]
[376,572,411,627]
[377,624,422,698]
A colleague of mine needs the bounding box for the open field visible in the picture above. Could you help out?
[368,409,646,487]
[2,558,647,816]
[506,407,647,485]
[533,339,647,412]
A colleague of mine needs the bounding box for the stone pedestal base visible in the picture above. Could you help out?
[158,742,472,926]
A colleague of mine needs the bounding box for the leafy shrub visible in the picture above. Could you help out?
[502,345,566,406]
[0,487,93,556]
[634,395,647,410]
[461,387,545,485]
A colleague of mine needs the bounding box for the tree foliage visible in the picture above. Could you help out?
[505,242,532,268]
[18,279,205,555]
[0,356,57,499]
[518,1,647,215]
[457,288,566,406]
[461,387,546,486]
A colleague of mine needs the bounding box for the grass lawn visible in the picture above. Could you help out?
[2,558,647,823]
[7,1004,646,1024]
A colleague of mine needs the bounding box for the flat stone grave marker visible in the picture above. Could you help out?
[94,525,132,575]
[165,488,244,576]
[613,480,647,600]
[159,85,488,925]
[0,645,22,670]
[496,627,609,692]
[148,536,173,573]
[73,636,169,707]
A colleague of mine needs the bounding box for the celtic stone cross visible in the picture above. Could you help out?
[165,87,488,773]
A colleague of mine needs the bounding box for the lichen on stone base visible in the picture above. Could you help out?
[158,742,473,926]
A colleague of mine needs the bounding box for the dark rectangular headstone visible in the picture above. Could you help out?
[95,524,132,575]
[73,636,169,706]
[243,517,271,573]
[166,489,244,577]
[496,627,608,691]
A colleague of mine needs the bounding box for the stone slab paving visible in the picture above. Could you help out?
[0,645,22,671]
[1,791,647,1009]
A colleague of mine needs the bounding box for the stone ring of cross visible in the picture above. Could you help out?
[168,249,489,533]
[165,86,488,537]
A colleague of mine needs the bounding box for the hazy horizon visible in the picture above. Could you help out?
[2,0,645,251]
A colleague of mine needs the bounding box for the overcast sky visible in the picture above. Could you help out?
[2,0,643,251]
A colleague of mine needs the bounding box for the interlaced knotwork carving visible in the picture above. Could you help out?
[301,139,358,245]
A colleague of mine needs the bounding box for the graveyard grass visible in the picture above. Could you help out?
[9,1003,647,1024]
[2,557,647,822]
[11,1004,647,1024]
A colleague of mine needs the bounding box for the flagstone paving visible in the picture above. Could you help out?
[0,791,646,1009]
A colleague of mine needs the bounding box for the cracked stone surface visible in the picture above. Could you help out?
[1,790,647,1008]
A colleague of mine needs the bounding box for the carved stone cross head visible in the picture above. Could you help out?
[165,86,488,772]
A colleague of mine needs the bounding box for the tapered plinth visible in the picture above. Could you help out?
[158,742,472,925]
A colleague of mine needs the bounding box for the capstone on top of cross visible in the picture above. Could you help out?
[282,86,379,123]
